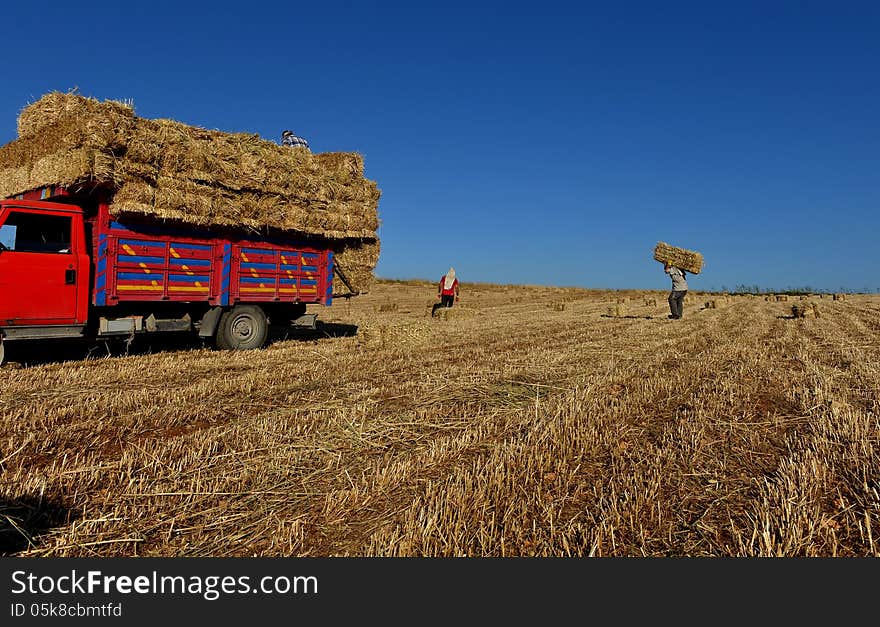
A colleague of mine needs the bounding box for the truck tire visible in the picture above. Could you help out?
[216,305,269,351]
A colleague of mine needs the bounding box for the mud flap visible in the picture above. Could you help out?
[199,306,224,337]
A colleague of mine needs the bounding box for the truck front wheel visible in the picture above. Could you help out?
[216,305,269,351]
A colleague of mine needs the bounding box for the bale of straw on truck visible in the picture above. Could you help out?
[653,241,704,274]
[0,91,381,293]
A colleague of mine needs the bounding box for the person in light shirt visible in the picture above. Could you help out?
[664,262,688,319]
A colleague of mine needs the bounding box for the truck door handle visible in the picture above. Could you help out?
[65,268,76,284]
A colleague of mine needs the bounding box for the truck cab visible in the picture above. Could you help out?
[0,199,90,335]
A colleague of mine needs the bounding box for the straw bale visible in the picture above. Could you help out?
[111,178,378,240]
[653,241,704,274]
[16,90,134,138]
[30,149,116,187]
[332,239,380,294]
[434,306,472,321]
[115,160,160,184]
[0,166,30,199]
[791,303,820,319]
[2,109,134,170]
[314,152,365,179]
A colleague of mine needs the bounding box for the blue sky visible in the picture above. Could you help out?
[3,1,878,292]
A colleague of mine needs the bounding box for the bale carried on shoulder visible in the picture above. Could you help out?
[653,241,704,274]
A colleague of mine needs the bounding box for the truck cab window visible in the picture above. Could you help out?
[0,224,15,250]
[0,211,71,253]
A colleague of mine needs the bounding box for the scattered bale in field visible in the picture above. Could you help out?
[377,302,398,313]
[605,303,626,317]
[645,298,657,307]
[704,300,717,309]
[616,297,627,304]
[548,301,566,311]
[433,307,472,321]
[653,241,704,274]
[791,303,820,319]
[832,293,846,301]
[776,295,789,302]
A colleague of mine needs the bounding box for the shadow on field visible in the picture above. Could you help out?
[599,314,656,320]
[270,321,359,342]
[0,494,79,556]
[1,321,360,369]
[1,335,204,369]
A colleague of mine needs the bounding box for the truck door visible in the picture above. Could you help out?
[0,207,80,324]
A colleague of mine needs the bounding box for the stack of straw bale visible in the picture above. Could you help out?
[791,303,820,319]
[653,241,704,274]
[0,91,381,292]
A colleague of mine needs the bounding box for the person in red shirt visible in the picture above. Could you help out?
[432,267,460,317]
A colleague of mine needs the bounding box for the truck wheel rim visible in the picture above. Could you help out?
[231,315,254,341]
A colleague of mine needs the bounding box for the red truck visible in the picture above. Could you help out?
[0,185,340,365]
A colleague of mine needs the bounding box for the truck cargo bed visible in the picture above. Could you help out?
[90,205,334,308]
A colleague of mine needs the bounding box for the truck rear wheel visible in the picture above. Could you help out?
[216,305,269,351]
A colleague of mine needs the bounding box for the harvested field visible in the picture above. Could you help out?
[1,282,878,557]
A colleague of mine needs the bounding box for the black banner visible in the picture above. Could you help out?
[0,557,875,623]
